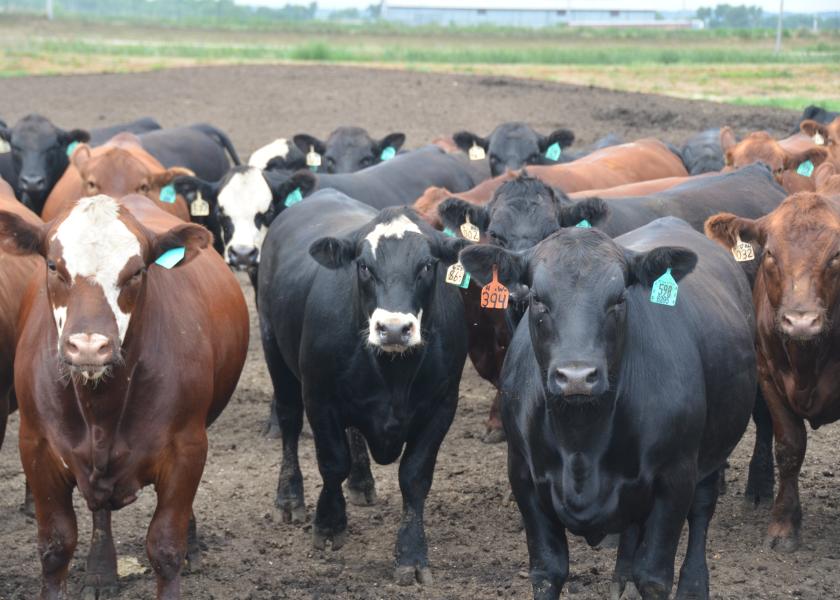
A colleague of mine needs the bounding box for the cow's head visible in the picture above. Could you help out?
[174,166,315,269]
[706,192,840,341]
[0,114,90,213]
[309,207,466,354]
[71,143,192,204]
[0,194,209,383]
[720,127,828,192]
[438,171,609,252]
[453,122,575,176]
[293,127,405,174]
[460,228,696,402]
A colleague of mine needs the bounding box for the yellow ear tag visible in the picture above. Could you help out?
[190,190,210,217]
[731,234,755,262]
[468,143,486,161]
[306,145,321,169]
[446,262,470,288]
[460,215,480,242]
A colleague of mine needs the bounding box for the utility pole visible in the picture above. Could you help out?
[774,0,783,54]
[46,0,53,20]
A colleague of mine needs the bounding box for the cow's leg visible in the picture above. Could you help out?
[264,337,306,523]
[0,390,8,450]
[82,509,118,599]
[394,396,457,586]
[675,471,719,600]
[184,511,201,572]
[631,467,695,600]
[745,387,775,507]
[21,479,36,516]
[146,435,207,600]
[482,390,506,444]
[345,427,377,506]
[764,381,806,552]
[611,525,640,599]
[310,407,351,550]
[509,449,569,599]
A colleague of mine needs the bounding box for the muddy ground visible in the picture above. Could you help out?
[1,65,837,600]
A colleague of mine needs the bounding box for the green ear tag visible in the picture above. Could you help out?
[443,227,456,238]
[66,141,79,157]
[380,146,396,161]
[797,160,814,177]
[159,184,176,203]
[155,247,185,269]
[545,142,562,161]
[650,267,678,307]
[459,270,471,289]
[576,219,592,228]
[284,187,303,208]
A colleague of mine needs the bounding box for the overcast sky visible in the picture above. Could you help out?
[238,0,839,12]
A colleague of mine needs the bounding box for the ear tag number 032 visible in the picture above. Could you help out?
[306,145,321,170]
[190,190,210,217]
[460,215,480,242]
[481,266,509,310]
[545,142,562,161]
[468,143,486,161]
[650,267,678,307]
[731,234,754,262]
[445,262,471,289]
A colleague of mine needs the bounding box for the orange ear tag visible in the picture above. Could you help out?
[480,265,509,310]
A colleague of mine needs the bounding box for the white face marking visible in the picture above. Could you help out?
[367,308,423,352]
[53,305,67,342]
[364,215,422,257]
[53,195,141,343]
[248,139,290,169]
[218,168,273,263]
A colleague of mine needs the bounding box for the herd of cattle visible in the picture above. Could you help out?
[0,102,839,599]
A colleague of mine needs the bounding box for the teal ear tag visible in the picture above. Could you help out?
[284,187,303,208]
[380,146,396,161]
[66,141,79,157]
[160,184,176,203]
[650,267,678,307]
[459,270,471,289]
[545,142,562,161]
[797,160,814,177]
[155,247,185,269]
[443,227,456,238]
[575,219,592,228]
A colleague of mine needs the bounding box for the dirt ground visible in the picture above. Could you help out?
[1,65,838,600]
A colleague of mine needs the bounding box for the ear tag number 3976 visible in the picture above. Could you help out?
[731,234,754,262]
[481,266,509,310]
[650,267,678,307]
[190,190,210,217]
[460,215,480,242]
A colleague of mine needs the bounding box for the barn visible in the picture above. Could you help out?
[381,0,691,28]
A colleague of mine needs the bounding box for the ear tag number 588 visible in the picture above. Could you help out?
[481,265,509,310]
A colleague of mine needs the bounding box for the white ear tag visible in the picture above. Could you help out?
[468,143,486,161]
[731,234,755,262]
[190,190,210,217]
[460,215,480,242]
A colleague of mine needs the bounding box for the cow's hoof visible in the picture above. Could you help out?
[395,565,433,586]
[312,526,347,551]
[276,495,307,524]
[81,581,119,600]
[262,419,281,439]
[19,498,35,518]
[346,485,377,507]
[482,428,506,444]
[744,481,774,509]
[184,548,202,573]
[611,581,641,600]
[766,530,800,553]
[637,581,668,600]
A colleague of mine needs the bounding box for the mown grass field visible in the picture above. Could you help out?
[1,15,838,110]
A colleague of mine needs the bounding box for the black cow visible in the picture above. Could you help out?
[793,105,840,134]
[0,114,161,212]
[137,123,241,181]
[460,218,756,599]
[0,119,13,185]
[258,190,467,585]
[680,129,725,175]
[453,122,575,176]
[293,126,406,173]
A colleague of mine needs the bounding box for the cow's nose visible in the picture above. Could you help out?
[780,310,822,339]
[554,365,601,397]
[228,245,258,269]
[63,333,113,366]
[375,320,414,347]
[20,174,46,191]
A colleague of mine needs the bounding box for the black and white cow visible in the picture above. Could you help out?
[293,126,406,173]
[248,138,307,171]
[258,189,467,585]
[453,122,575,176]
[460,218,756,599]
[0,114,161,212]
[680,129,726,175]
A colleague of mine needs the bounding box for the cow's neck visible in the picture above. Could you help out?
[544,391,617,455]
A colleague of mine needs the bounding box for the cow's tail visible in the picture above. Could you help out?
[193,123,241,166]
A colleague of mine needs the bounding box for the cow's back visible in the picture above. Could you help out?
[139,126,230,181]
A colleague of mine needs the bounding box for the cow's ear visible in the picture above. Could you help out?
[292,134,326,156]
[784,146,829,172]
[70,144,93,173]
[814,162,838,191]
[151,167,195,189]
[60,128,90,146]
[540,128,575,153]
[431,233,469,264]
[152,223,211,268]
[437,197,490,235]
[172,174,219,206]
[267,170,316,205]
[0,124,10,143]
[459,244,528,288]
[625,246,697,288]
[309,236,357,269]
[452,131,488,154]
[375,133,405,157]
[800,119,829,145]
[705,212,765,252]
[558,197,609,228]
[0,210,45,256]
[720,126,737,153]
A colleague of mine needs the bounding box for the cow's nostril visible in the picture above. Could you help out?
[376,322,387,333]
[401,324,412,336]
[585,369,599,384]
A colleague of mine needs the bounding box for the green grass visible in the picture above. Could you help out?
[729,96,840,111]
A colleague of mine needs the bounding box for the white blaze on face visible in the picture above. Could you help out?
[53,195,141,343]
[248,139,290,169]
[367,308,423,352]
[364,215,422,258]
[218,168,273,263]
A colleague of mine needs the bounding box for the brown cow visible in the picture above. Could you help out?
[0,194,248,599]
[42,133,192,221]
[412,172,516,228]
[720,126,830,193]
[814,162,840,196]
[705,192,840,552]
[567,172,712,199]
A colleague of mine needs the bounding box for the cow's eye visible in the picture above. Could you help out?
[528,153,540,163]
[418,261,434,278]
[47,259,57,272]
[138,183,150,194]
[131,266,146,280]
[830,252,840,268]
[488,154,499,164]
[488,231,507,248]
[86,180,97,191]
[360,156,373,167]
[358,262,370,278]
